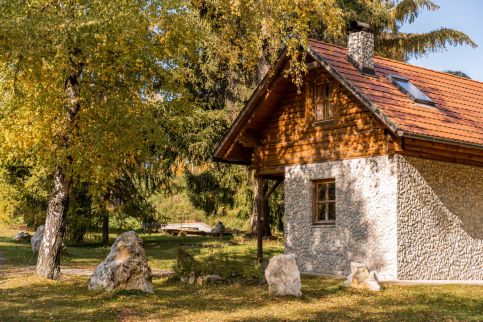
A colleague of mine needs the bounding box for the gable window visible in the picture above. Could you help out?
[312,179,336,225]
[314,83,334,121]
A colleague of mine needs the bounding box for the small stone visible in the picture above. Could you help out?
[264,254,302,297]
[88,231,153,293]
[180,276,188,284]
[13,231,31,242]
[196,276,205,285]
[205,274,224,283]
[188,271,196,285]
[212,221,225,235]
[345,262,381,291]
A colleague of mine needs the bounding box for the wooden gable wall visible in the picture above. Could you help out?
[251,69,392,173]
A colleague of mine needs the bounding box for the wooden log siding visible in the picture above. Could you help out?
[252,72,390,169]
[216,42,483,168]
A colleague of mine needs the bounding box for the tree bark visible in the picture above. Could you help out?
[36,167,71,279]
[36,51,83,279]
[102,212,109,246]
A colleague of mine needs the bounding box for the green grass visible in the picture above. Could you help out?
[0,224,482,321]
[0,225,282,271]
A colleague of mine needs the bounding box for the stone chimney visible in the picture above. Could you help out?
[347,21,375,75]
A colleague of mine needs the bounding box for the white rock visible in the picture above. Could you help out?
[345,262,381,291]
[88,231,153,293]
[264,254,302,297]
[188,272,196,285]
[31,225,45,253]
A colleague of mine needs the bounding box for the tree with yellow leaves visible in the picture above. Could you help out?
[0,0,189,279]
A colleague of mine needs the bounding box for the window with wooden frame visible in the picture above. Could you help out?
[312,179,336,225]
[314,82,334,122]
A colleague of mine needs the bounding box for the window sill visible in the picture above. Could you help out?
[312,221,336,227]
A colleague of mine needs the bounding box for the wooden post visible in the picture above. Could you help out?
[255,176,264,263]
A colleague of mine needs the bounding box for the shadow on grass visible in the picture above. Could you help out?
[0,275,481,322]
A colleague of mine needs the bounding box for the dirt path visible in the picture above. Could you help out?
[0,265,173,278]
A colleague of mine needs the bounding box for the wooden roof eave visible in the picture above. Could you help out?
[212,48,289,163]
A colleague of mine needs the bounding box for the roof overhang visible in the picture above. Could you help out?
[213,48,290,163]
[214,43,483,164]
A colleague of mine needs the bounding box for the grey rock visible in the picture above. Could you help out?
[88,231,153,293]
[264,254,302,297]
[31,225,45,253]
[13,231,31,242]
[205,274,224,282]
[212,221,225,234]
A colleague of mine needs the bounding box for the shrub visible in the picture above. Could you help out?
[172,247,261,284]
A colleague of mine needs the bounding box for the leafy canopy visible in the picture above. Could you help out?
[0,0,189,193]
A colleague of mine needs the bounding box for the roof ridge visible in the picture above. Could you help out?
[308,39,483,85]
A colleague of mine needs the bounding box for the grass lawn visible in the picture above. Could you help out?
[1,224,482,321]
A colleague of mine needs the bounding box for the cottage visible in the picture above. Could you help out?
[214,23,482,281]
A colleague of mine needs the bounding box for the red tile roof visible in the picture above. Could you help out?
[309,40,483,148]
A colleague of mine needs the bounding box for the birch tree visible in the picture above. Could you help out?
[0,0,186,279]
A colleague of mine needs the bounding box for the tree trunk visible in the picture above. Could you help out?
[36,167,71,279]
[36,50,83,279]
[102,212,109,246]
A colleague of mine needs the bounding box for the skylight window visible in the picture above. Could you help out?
[388,75,435,106]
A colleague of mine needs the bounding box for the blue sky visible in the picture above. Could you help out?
[400,0,482,81]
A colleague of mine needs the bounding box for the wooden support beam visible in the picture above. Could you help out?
[255,176,264,263]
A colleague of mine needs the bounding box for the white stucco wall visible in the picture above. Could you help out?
[397,155,483,280]
[284,155,398,280]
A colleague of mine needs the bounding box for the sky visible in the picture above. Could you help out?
[400,0,483,81]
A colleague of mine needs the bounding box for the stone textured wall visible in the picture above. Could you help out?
[397,156,483,280]
[284,155,398,280]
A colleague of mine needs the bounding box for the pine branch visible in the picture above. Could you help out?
[391,0,439,25]
[379,28,477,61]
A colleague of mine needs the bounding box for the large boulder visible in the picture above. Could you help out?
[88,231,153,293]
[344,262,381,291]
[264,254,302,297]
[13,231,32,242]
[31,225,45,253]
